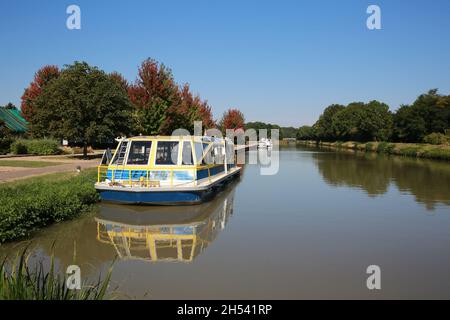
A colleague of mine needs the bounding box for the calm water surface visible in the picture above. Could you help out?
[2,145,450,299]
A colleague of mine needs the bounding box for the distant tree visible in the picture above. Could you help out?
[314,104,345,141]
[128,58,179,135]
[31,61,133,158]
[393,90,450,142]
[297,125,316,140]
[358,101,393,141]
[327,101,393,141]
[21,65,60,121]
[219,109,245,134]
[280,126,298,139]
[330,102,364,140]
[245,121,281,139]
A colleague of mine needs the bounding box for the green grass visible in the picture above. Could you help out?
[0,248,113,300]
[0,169,99,243]
[0,160,64,168]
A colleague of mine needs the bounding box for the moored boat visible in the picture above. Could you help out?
[258,137,273,149]
[95,135,241,205]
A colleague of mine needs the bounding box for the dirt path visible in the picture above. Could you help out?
[0,155,99,183]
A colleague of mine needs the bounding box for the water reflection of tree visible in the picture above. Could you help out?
[313,149,450,210]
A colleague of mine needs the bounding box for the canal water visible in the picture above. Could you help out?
[2,145,450,299]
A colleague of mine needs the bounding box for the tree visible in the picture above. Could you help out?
[219,109,245,134]
[358,101,393,141]
[297,125,316,140]
[128,58,179,135]
[314,104,345,141]
[330,102,364,140]
[109,71,129,91]
[30,61,133,158]
[280,127,298,139]
[393,90,450,142]
[245,121,281,139]
[21,65,60,121]
[161,83,215,134]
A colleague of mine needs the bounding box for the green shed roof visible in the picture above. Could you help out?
[0,107,28,133]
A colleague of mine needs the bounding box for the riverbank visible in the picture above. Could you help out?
[0,169,99,243]
[298,140,450,161]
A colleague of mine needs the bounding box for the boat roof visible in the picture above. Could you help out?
[0,107,28,133]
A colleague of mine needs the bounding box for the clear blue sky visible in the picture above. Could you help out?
[1,0,449,126]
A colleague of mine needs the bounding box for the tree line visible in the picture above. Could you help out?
[17,59,245,157]
[297,90,450,144]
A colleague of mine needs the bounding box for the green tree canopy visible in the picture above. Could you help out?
[31,61,133,158]
[314,104,345,141]
[394,89,450,142]
[297,125,316,140]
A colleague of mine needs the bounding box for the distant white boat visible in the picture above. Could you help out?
[258,137,273,149]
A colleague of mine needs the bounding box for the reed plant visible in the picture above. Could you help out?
[0,247,113,300]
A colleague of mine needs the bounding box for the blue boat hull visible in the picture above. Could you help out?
[98,189,211,205]
[97,169,240,205]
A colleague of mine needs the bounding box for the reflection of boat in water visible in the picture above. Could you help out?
[95,184,236,263]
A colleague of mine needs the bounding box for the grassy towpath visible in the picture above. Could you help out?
[0,155,99,183]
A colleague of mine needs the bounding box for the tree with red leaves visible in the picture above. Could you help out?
[128,58,179,135]
[109,71,129,91]
[162,83,215,133]
[21,65,60,121]
[128,58,215,135]
[219,108,245,133]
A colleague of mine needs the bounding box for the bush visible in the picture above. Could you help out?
[10,140,27,154]
[377,142,395,154]
[421,148,450,161]
[0,137,13,155]
[10,139,60,155]
[365,142,375,151]
[423,133,449,145]
[398,146,422,157]
[0,169,99,243]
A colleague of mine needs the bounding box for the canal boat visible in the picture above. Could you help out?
[95,135,241,205]
[258,137,273,149]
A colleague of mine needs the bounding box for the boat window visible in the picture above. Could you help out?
[182,141,194,165]
[155,141,179,165]
[205,147,214,164]
[127,141,152,165]
[110,141,128,165]
[194,142,204,165]
[100,148,113,165]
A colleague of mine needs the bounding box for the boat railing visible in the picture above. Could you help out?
[97,165,198,188]
[97,165,229,188]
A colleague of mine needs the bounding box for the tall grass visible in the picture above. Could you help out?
[0,248,113,300]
